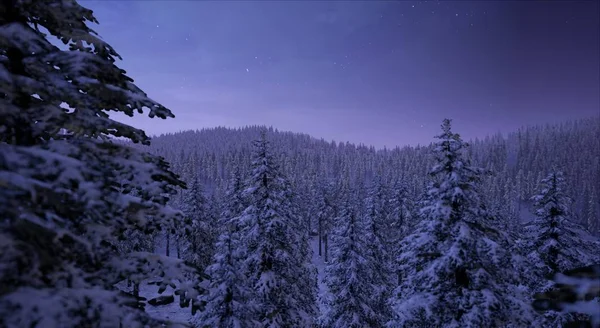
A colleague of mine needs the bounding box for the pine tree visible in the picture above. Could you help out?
[501,177,519,227]
[387,177,416,286]
[317,179,336,260]
[196,225,259,328]
[515,169,525,211]
[206,191,221,248]
[180,177,216,272]
[363,176,394,324]
[0,1,202,326]
[283,176,319,324]
[325,171,352,262]
[526,170,600,279]
[387,119,533,328]
[388,177,415,239]
[525,170,600,325]
[239,131,316,327]
[197,166,257,327]
[321,195,380,328]
[221,165,247,228]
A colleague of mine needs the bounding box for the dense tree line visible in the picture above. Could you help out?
[146,117,600,240]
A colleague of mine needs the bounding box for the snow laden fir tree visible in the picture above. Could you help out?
[196,216,257,327]
[180,176,216,272]
[525,170,600,326]
[241,132,317,327]
[0,0,203,326]
[387,177,416,285]
[526,170,600,280]
[200,132,317,328]
[196,167,257,328]
[387,119,534,328]
[321,193,386,328]
[363,175,395,324]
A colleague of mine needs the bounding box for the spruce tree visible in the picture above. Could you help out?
[388,177,415,239]
[180,177,215,272]
[239,132,316,327]
[363,176,394,324]
[0,1,202,326]
[317,179,336,259]
[284,176,319,322]
[196,225,258,328]
[501,177,519,228]
[321,195,380,328]
[525,170,600,325]
[526,170,600,280]
[387,119,533,328]
[221,165,247,229]
[387,177,416,285]
[197,165,257,327]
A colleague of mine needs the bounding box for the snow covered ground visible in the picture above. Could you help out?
[138,236,330,325]
[140,282,194,326]
[113,239,196,326]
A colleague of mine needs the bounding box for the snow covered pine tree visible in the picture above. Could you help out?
[363,175,394,324]
[237,131,317,327]
[180,176,216,272]
[525,170,600,326]
[0,1,203,326]
[387,119,534,328]
[195,166,259,328]
[321,194,382,328]
[196,221,259,328]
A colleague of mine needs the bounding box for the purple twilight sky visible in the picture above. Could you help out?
[82,0,599,148]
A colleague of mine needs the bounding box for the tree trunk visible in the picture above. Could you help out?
[133,282,140,299]
[324,233,328,262]
[166,231,170,257]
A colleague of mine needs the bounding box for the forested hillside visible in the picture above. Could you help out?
[145,117,600,236]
